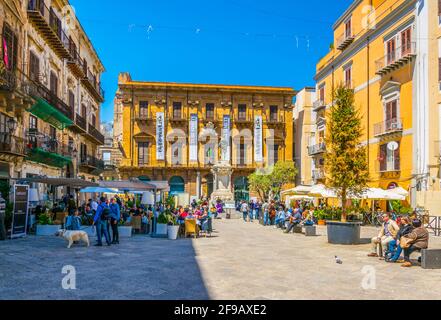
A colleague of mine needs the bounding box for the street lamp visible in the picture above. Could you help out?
[7,118,17,133]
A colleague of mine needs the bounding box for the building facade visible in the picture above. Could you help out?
[294,87,316,186]
[116,72,296,203]
[99,121,122,181]
[0,0,105,200]
[313,0,441,212]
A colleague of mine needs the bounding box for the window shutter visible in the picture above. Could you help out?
[439,0,441,16]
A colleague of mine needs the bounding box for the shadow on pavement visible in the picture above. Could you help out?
[0,234,210,300]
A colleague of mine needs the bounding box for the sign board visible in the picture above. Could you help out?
[189,114,198,161]
[254,116,263,163]
[224,203,236,209]
[221,116,231,161]
[156,112,165,160]
[11,185,29,239]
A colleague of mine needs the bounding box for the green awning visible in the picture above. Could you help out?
[26,148,72,168]
[28,98,73,130]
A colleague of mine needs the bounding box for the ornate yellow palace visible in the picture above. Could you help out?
[114,72,296,203]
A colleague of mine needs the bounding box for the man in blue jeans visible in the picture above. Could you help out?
[92,197,111,247]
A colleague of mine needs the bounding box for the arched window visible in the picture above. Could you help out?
[169,176,185,195]
[234,177,249,203]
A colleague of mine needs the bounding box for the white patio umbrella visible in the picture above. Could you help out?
[386,187,409,197]
[281,185,313,196]
[356,188,405,201]
[308,184,338,199]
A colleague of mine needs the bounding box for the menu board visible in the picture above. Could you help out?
[11,185,29,239]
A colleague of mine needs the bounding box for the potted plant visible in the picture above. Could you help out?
[314,209,327,226]
[324,86,369,245]
[118,220,133,238]
[156,212,169,236]
[36,211,62,236]
[167,215,180,240]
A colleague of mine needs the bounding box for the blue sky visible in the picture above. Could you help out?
[70,0,352,123]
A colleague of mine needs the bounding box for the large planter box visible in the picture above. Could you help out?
[327,221,362,245]
[156,224,168,236]
[36,225,62,236]
[118,226,133,238]
[167,225,179,240]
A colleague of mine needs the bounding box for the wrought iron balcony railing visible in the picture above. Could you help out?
[87,124,105,145]
[336,30,355,50]
[379,158,401,173]
[308,142,326,156]
[373,118,403,137]
[0,133,26,156]
[0,67,17,92]
[27,0,72,59]
[375,42,416,76]
[82,68,105,102]
[313,100,326,112]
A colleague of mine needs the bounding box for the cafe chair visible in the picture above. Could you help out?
[185,219,199,238]
[131,216,142,234]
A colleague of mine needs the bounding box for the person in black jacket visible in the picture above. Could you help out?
[386,216,413,263]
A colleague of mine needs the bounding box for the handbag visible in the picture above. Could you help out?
[400,236,413,249]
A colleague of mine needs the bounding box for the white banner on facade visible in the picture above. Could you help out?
[222,115,231,162]
[254,116,263,163]
[156,112,165,160]
[189,113,198,161]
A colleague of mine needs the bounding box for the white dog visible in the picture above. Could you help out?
[56,229,90,249]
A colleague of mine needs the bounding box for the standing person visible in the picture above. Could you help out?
[109,198,121,244]
[67,195,77,216]
[92,197,111,247]
[248,201,254,222]
[90,198,98,214]
[262,201,270,226]
[215,201,223,219]
[240,201,249,222]
[254,201,261,221]
[191,199,198,210]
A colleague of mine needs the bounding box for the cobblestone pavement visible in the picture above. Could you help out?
[1,219,441,300]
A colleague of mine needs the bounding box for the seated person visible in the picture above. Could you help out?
[274,208,287,229]
[65,210,82,231]
[386,216,413,263]
[368,212,399,258]
[285,209,303,233]
[401,219,429,268]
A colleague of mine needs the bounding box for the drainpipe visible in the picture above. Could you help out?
[367,36,371,175]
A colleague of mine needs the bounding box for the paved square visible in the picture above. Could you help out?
[1,219,441,300]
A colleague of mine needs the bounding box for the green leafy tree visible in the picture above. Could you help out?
[249,162,297,201]
[324,85,369,222]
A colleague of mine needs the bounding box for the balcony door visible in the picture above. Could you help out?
[270,106,278,121]
[380,143,400,172]
[238,104,247,120]
[29,51,40,82]
[50,71,58,96]
[138,142,149,166]
[387,38,396,65]
[385,100,398,131]
[401,27,412,56]
[345,19,352,38]
[172,102,182,119]
[139,101,149,117]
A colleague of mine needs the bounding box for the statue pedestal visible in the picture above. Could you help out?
[210,161,236,218]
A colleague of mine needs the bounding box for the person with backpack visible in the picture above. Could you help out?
[92,196,111,247]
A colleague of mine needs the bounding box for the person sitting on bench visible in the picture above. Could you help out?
[400,219,429,268]
[285,209,303,233]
